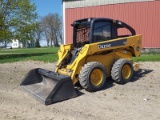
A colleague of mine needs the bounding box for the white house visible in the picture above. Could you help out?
[12,39,23,48]
[12,39,35,48]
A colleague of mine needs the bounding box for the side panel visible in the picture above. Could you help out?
[65,1,160,48]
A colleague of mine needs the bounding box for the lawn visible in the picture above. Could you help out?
[0,47,59,63]
[133,53,160,62]
[0,47,160,63]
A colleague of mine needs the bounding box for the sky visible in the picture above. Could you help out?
[32,0,63,46]
[32,0,62,17]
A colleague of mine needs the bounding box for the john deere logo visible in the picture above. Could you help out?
[98,44,111,49]
[98,39,127,49]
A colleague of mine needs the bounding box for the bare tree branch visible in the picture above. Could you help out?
[40,13,62,47]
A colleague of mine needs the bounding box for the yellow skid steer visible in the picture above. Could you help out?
[20,18,142,105]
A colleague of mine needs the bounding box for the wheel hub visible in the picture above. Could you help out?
[90,69,103,86]
[121,64,131,79]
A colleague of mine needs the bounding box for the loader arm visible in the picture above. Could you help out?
[89,35,142,57]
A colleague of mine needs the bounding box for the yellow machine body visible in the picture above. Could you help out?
[56,35,142,84]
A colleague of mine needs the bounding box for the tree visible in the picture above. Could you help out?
[35,39,40,47]
[34,22,43,47]
[41,13,62,47]
[0,0,12,46]
[40,17,50,47]
[0,0,37,47]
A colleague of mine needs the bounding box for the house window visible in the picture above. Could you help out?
[14,43,17,46]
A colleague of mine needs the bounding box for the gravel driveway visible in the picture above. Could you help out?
[0,61,160,120]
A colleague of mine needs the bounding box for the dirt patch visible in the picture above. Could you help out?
[0,61,160,120]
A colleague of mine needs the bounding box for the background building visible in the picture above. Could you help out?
[12,40,34,48]
[12,40,22,48]
[62,0,160,50]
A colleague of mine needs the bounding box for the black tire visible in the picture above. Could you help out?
[79,62,107,92]
[111,59,134,84]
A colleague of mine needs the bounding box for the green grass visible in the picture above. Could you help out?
[0,47,59,63]
[0,47,59,54]
[0,47,160,63]
[133,53,160,62]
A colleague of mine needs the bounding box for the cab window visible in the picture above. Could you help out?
[93,21,111,42]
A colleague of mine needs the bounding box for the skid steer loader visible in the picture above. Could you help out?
[20,18,142,105]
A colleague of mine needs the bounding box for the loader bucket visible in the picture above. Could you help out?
[20,68,77,105]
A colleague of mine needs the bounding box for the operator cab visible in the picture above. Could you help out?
[71,18,136,48]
